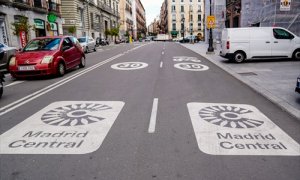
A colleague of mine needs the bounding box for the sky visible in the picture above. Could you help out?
[141,0,164,26]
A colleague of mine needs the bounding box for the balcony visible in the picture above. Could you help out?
[48,1,61,16]
[13,0,32,10]
[33,0,47,13]
[99,3,113,14]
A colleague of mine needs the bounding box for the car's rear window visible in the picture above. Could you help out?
[23,38,61,52]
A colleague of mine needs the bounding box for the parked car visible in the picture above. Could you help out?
[145,37,151,42]
[0,71,4,99]
[220,27,300,63]
[78,36,96,53]
[0,43,17,71]
[9,36,85,79]
[179,35,198,43]
[296,75,300,94]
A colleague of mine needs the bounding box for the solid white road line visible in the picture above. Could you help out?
[160,62,163,68]
[4,81,25,88]
[148,98,158,133]
[0,44,148,117]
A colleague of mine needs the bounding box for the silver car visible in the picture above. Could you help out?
[0,43,17,71]
[78,36,96,53]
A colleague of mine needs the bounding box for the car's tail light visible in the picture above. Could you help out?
[226,41,230,49]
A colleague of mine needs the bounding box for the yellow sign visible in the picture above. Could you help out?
[207,16,216,29]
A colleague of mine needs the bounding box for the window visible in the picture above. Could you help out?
[181,0,184,2]
[172,23,176,31]
[181,5,184,12]
[172,14,176,21]
[190,15,193,22]
[172,5,176,12]
[273,29,294,39]
[198,14,201,21]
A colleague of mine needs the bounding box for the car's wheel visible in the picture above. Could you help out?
[292,49,300,61]
[79,57,86,68]
[0,81,3,99]
[57,62,65,77]
[85,47,88,53]
[94,46,96,52]
[233,51,246,63]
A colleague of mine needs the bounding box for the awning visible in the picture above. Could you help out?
[170,31,178,35]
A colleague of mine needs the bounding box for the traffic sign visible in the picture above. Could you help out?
[207,16,216,29]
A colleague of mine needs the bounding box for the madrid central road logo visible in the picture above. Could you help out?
[41,103,112,126]
[198,105,264,129]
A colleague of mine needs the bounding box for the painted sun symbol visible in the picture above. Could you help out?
[198,105,264,129]
[41,103,112,126]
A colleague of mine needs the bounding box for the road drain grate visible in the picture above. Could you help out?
[238,72,257,76]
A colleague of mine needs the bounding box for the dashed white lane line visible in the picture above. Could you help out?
[148,98,158,133]
[160,62,163,68]
[162,51,165,55]
[4,81,25,88]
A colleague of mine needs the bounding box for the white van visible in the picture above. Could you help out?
[220,27,300,63]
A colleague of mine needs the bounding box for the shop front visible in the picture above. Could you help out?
[34,19,46,37]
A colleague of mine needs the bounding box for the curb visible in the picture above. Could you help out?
[181,44,300,121]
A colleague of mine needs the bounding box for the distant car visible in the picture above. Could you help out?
[0,71,4,99]
[78,36,96,53]
[179,35,198,43]
[145,37,151,42]
[0,43,17,71]
[296,75,300,93]
[9,36,85,79]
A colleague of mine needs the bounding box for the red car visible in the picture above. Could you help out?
[9,36,85,78]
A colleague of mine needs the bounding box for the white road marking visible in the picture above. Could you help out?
[187,102,300,156]
[148,98,158,133]
[111,62,148,70]
[174,63,209,71]
[162,51,164,55]
[4,81,25,87]
[0,44,148,117]
[160,62,163,68]
[0,101,125,154]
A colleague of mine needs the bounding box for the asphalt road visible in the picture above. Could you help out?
[0,42,299,180]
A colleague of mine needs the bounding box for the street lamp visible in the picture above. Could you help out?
[207,0,214,53]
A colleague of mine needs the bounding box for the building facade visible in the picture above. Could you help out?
[119,0,133,40]
[61,0,120,40]
[133,0,146,40]
[160,0,205,40]
[0,0,63,47]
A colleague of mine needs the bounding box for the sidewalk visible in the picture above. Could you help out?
[181,42,300,120]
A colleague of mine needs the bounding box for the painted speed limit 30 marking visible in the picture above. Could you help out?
[174,63,209,71]
[0,101,124,154]
[111,62,148,70]
[187,103,300,156]
[173,56,201,62]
